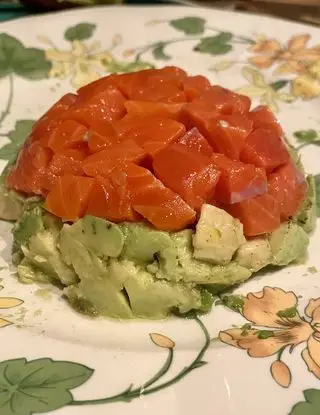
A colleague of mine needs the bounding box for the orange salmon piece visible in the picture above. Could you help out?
[226,193,280,236]
[44,175,94,221]
[82,139,146,177]
[202,86,251,114]
[42,120,88,153]
[61,86,126,130]
[205,114,253,160]
[240,128,289,172]
[133,183,196,231]
[211,153,267,204]
[87,122,118,153]
[114,117,186,157]
[31,93,78,141]
[130,78,186,103]
[86,175,138,222]
[7,140,52,195]
[182,75,211,101]
[268,161,307,220]
[177,128,213,158]
[124,100,184,120]
[77,66,187,99]
[153,143,220,211]
[43,148,87,191]
[249,105,283,137]
[86,164,155,222]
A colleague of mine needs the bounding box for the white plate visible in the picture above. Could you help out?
[0,6,320,415]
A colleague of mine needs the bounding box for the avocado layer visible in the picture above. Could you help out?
[7,185,316,319]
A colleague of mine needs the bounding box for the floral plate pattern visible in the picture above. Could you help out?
[0,6,320,415]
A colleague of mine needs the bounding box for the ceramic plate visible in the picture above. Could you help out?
[0,6,320,415]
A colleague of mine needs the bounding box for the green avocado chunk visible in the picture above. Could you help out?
[21,230,77,285]
[60,222,205,319]
[59,227,133,318]
[0,166,24,221]
[65,215,124,258]
[12,205,44,248]
[120,222,172,263]
[124,269,202,319]
[235,237,272,272]
[0,183,24,221]
[18,259,54,284]
[269,222,309,266]
[9,193,311,319]
[12,205,45,265]
[0,165,44,223]
[156,229,251,287]
[295,175,317,234]
[13,207,77,285]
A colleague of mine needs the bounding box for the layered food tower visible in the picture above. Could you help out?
[3,66,316,319]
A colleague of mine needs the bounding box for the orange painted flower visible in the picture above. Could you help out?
[0,285,23,328]
[149,333,175,349]
[291,61,320,100]
[219,287,320,387]
[249,34,320,74]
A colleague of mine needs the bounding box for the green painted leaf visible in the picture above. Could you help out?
[290,389,320,415]
[0,120,35,163]
[0,34,51,80]
[0,141,23,163]
[191,361,208,369]
[64,23,96,41]
[277,306,297,318]
[220,294,244,313]
[12,48,51,80]
[314,174,320,217]
[240,323,252,336]
[169,17,206,35]
[8,120,35,142]
[212,32,233,43]
[294,129,319,142]
[0,358,93,415]
[257,330,275,339]
[270,80,289,91]
[0,34,21,78]
[194,33,233,55]
[152,43,171,60]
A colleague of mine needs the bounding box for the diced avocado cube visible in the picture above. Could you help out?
[269,222,309,266]
[0,183,24,221]
[124,269,202,319]
[12,206,44,248]
[156,229,251,288]
[120,222,172,264]
[201,263,252,293]
[17,258,51,284]
[15,223,78,286]
[193,204,246,265]
[235,237,272,272]
[60,226,133,318]
[65,279,133,319]
[65,216,124,258]
[59,226,109,281]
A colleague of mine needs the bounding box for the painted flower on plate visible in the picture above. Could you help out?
[219,287,320,388]
[42,39,115,88]
[236,66,294,112]
[0,285,23,328]
[291,61,320,100]
[248,34,320,75]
